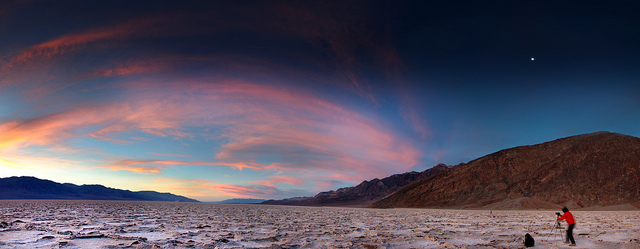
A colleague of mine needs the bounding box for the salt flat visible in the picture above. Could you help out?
[0,200,638,248]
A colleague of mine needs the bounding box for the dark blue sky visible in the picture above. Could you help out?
[1,0,639,201]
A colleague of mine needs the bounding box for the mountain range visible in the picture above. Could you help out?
[0,176,199,202]
[372,131,640,210]
[262,163,454,206]
[265,131,640,210]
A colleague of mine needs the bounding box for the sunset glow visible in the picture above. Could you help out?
[1,1,638,201]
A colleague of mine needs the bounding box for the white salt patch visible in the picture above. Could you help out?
[124,231,171,241]
[0,230,45,244]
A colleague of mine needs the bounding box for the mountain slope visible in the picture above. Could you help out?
[0,176,199,202]
[371,131,640,209]
[263,163,454,206]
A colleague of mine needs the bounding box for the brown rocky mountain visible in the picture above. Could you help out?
[371,131,640,210]
[262,163,454,206]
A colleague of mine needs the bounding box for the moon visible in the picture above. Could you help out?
[531,57,535,61]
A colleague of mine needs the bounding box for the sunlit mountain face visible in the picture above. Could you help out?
[1,0,639,201]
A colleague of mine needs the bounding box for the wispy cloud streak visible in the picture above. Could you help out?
[105,159,264,173]
[198,184,278,199]
[7,16,169,65]
[253,176,307,188]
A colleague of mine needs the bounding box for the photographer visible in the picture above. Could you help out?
[557,207,576,246]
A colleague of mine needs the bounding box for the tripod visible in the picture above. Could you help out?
[546,218,564,243]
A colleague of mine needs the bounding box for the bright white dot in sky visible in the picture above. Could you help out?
[531,57,535,61]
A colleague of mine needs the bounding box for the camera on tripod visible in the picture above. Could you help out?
[555,212,561,217]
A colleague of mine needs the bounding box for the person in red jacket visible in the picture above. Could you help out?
[557,207,576,246]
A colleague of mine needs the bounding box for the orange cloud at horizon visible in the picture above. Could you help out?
[143,177,283,200]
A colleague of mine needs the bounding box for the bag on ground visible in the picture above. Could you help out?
[524,233,535,247]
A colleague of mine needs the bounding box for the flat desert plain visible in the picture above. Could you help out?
[1,200,639,248]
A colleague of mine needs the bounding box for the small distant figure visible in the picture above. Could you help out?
[524,233,535,247]
[557,207,576,246]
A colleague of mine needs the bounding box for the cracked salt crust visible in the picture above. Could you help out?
[1,200,639,248]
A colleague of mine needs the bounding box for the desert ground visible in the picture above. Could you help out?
[0,200,638,248]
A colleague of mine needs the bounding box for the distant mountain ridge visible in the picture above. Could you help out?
[372,131,640,210]
[213,198,267,204]
[262,163,454,206]
[0,176,199,202]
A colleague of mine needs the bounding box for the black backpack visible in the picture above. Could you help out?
[524,233,535,247]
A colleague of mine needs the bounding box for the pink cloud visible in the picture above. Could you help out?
[198,183,278,199]
[104,159,264,173]
[84,60,169,79]
[0,100,190,150]
[0,106,112,152]
[146,152,193,158]
[1,78,423,190]
[252,175,307,188]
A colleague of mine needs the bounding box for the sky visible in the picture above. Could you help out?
[1,1,639,201]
